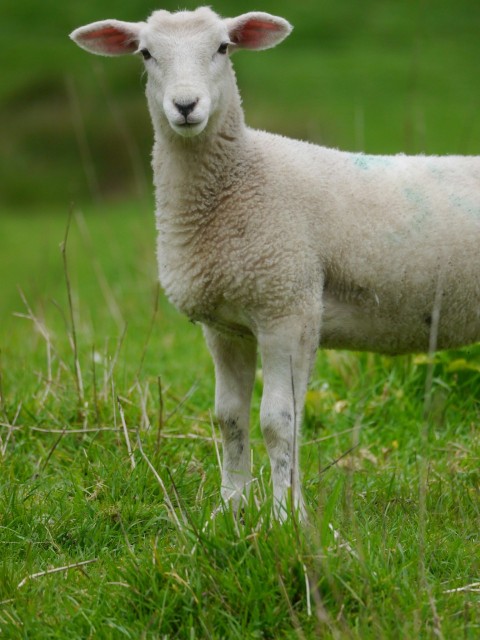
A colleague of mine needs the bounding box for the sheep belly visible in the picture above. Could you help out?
[321,289,480,355]
[319,156,480,354]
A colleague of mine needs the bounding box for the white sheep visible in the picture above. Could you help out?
[71,7,480,521]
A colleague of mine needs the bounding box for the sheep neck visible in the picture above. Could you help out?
[150,72,247,227]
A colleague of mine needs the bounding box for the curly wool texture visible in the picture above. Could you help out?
[154,122,480,354]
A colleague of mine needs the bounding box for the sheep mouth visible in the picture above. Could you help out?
[171,119,208,138]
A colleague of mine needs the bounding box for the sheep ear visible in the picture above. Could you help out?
[70,20,142,56]
[225,12,292,51]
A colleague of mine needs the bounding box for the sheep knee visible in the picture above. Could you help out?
[260,407,295,486]
[261,407,293,448]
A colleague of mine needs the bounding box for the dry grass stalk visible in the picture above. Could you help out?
[17,558,98,588]
[117,396,136,471]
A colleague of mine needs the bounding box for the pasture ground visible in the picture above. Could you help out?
[0,206,478,638]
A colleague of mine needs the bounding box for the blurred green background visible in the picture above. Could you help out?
[2,0,480,211]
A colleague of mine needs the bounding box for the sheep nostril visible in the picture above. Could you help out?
[174,100,198,120]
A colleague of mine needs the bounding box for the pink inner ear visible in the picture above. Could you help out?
[81,26,137,55]
[232,19,282,49]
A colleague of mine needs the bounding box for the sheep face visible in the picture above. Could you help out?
[142,9,234,139]
[70,7,292,139]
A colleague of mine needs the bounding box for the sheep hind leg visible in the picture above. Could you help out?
[258,313,320,522]
[203,326,257,515]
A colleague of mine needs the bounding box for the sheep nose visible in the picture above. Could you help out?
[174,100,198,120]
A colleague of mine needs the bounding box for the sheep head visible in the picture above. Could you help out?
[70,7,292,139]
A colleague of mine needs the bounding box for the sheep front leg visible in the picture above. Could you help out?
[203,326,257,513]
[258,314,320,521]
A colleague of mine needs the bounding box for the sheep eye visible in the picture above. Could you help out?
[217,42,229,55]
[140,48,152,61]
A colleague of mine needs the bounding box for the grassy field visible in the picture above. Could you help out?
[0,205,479,638]
[1,0,480,637]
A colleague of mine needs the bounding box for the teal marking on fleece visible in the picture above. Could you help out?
[404,187,431,230]
[428,164,445,181]
[449,194,480,220]
[386,185,432,245]
[352,154,393,171]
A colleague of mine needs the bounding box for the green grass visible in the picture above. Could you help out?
[0,206,479,638]
[1,0,480,635]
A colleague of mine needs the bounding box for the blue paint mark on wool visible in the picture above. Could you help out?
[352,154,393,171]
[449,194,480,220]
[404,187,431,230]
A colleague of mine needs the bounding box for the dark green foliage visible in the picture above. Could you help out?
[2,0,480,207]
